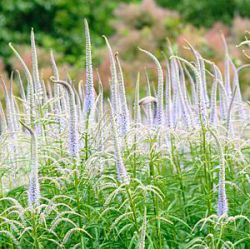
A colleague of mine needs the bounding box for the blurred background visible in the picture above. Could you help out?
[1,0,250,98]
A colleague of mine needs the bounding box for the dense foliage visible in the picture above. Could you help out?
[0,19,249,248]
[0,0,136,66]
[158,0,250,27]
[1,0,250,66]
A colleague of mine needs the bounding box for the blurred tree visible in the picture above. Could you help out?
[0,0,139,68]
[1,0,250,71]
[156,0,250,27]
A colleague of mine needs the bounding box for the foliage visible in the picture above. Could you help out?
[157,0,250,28]
[0,0,138,68]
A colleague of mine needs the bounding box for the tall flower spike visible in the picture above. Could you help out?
[108,100,130,184]
[0,76,13,132]
[167,41,179,128]
[139,48,164,126]
[169,56,191,129]
[50,50,64,133]
[103,36,119,114]
[170,58,178,127]
[1,75,20,181]
[9,43,35,127]
[115,52,130,135]
[198,55,209,107]
[173,59,192,128]
[50,50,61,107]
[165,61,172,129]
[184,42,208,122]
[232,63,248,120]
[0,75,20,132]
[31,28,43,100]
[20,121,40,208]
[97,73,104,164]
[10,73,20,132]
[210,64,219,125]
[221,34,232,98]
[84,19,95,115]
[209,128,228,217]
[51,78,79,158]
[170,55,203,126]
[31,30,44,138]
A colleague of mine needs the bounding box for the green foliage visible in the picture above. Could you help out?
[156,0,250,27]
[2,0,250,69]
[0,0,138,68]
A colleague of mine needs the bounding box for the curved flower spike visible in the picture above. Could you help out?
[139,48,164,126]
[50,77,79,158]
[20,121,40,208]
[84,19,95,115]
[108,100,130,184]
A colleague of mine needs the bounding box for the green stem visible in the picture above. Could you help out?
[74,166,85,249]
[126,187,139,232]
[31,211,39,249]
[149,139,162,249]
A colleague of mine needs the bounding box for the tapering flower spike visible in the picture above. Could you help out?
[97,73,104,155]
[210,64,219,125]
[171,58,192,129]
[232,63,249,120]
[115,52,130,135]
[221,34,232,98]
[84,19,95,115]
[103,36,119,114]
[20,121,40,208]
[108,100,130,184]
[30,30,43,136]
[139,48,164,126]
[170,55,204,126]
[49,50,65,135]
[31,28,43,100]
[165,60,172,129]
[184,42,208,121]
[9,43,35,126]
[209,128,228,217]
[51,78,79,158]
[10,73,20,132]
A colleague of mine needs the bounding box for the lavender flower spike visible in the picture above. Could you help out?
[103,36,119,114]
[109,100,130,184]
[51,78,79,158]
[139,48,164,126]
[210,64,219,125]
[9,43,35,126]
[31,28,43,100]
[115,52,130,135]
[209,128,228,217]
[20,121,40,208]
[84,19,95,114]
